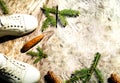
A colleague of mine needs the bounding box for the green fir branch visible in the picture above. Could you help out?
[65,52,103,83]
[48,15,56,26]
[27,51,39,57]
[36,46,44,54]
[73,68,89,77]
[95,68,104,83]
[41,5,80,31]
[58,15,68,27]
[84,52,101,83]
[33,57,41,64]
[27,47,48,64]
[59,9,80,17]
[41,18,50,31]
[41,9,56,31]
[0,0,9,14]
[41,15,56,31]
[41,5,56,14]
[66,68,89,83]
[36,47,48,58]
[41,6,80,17]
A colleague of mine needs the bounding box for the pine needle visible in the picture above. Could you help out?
[84,52,101,83]
[41,10,56,31]
[41,6,80,17]
[41,5,56,14]
[65,52,103,83]
[33,57,41,64]
[36,47,48,58]
[36,46,44,54]
[41,18,50,31]
[41,5,80,31]
[27,47,48,64]
[58,15,68,27]
[66,68,89,83]
[95,68,104,83]
[59,9,80,17]
[27,51,39,57]
[48,15,56,26]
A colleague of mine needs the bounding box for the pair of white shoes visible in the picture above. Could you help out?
[0,14,40,83]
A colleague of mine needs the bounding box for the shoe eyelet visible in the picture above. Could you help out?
[14,25,16,27]
[15,76,17,78]
[11,74,13,76]
[17,25,19,27]
[3,27,6,29]
[17,62,19,64]
[11,25,13,27]
[7,73,10,75]
[21,26,23,28]
[20,64,23,66]
[18,78,20,80]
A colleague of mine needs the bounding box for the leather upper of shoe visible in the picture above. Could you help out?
[0,14,38,36]
[0,53,40,83]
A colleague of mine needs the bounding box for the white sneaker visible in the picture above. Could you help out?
[0,14,38,37]
[0,53,40,83]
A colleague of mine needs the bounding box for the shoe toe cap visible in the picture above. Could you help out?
[23,65,40,83]
[24,15,38,33]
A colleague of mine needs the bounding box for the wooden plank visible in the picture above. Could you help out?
[0,0,120,83]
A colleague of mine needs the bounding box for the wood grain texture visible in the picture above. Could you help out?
[0,0,120,83]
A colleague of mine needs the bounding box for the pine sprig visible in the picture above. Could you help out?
[36,47,48,58]
[84,52,101,83]
[41,8,56,31]
[66,68,89,83]
[36,47,43,54]
[95,68,104,83]
[41,5,80,31]
[33,57,41,64]
[58,15,68,27]
[48,15,56,26]
[41,6,80,16]
[65,52,104,83]
[41,15,56,31]
[41,18,50,31]
[41,5,56,14]
[59,9,80,17]
[27,47,48,64]
[27,51,39,57]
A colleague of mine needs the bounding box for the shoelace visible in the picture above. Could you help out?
[0,56,26,82]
